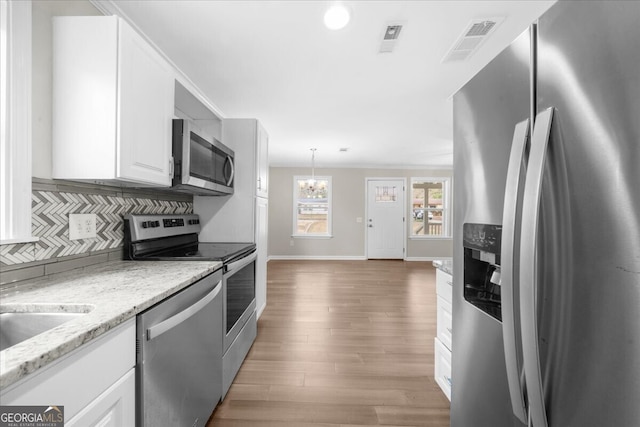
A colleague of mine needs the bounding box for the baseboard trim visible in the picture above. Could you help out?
[268,256,452,262]
[268,255,367,261]
[404,257,453,262]
[256,301,267,319]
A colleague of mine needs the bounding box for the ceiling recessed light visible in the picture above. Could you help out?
[324,4,350,30]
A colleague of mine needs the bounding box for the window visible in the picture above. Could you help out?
[0,0,33,243]
[293,176,332,237]
[410,177,451,238]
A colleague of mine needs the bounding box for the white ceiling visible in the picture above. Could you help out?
[107,0,555,168]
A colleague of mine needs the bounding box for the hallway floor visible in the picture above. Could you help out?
[209,259,450,426]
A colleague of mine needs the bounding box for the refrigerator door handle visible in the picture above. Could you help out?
[500,118,530,424]
[520,107,554,427]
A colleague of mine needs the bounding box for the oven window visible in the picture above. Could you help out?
[226,260,255,334]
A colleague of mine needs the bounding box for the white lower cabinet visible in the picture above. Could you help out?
[436,295,452,351]
[66,369,135,427]
[435,268,453,401]
[434,337,452,401]
[0,319,136,424]
[436,267,453,303]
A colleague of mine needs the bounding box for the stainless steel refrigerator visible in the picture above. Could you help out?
[452,2,640,426]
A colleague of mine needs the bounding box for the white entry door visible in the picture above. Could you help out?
[366,179,405,259]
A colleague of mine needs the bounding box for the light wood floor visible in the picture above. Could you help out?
[208,259,450,426]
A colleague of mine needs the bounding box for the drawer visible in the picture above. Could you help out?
[1,319,135,420]
[434,337,452,401]
[436,295,452,351]
[436,270,453,304]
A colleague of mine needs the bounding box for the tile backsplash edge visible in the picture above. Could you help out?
[0,178,193,284]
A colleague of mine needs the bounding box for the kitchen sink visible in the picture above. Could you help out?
[0,307,91,352]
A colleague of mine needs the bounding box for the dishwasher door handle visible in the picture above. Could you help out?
[147,280,222,341]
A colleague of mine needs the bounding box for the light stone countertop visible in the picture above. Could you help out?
[432,259,453,276]
[0,260,222,389]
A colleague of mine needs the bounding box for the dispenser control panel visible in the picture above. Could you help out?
[463,223,503,321]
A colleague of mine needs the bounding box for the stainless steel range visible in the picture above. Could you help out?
[124,213,258,425]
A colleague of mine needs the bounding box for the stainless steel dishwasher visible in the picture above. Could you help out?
[136,269,223,427]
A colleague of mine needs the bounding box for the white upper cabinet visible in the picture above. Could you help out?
[222,119,269,198]
[256,123,269,198]
[197,118,269,242]
[52,16,174,186]
[117,20,174,185]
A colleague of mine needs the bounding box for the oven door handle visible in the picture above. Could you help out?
[225,251,257,273]
[146,280,222,341]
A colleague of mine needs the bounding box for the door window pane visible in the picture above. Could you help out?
[375,186,397,202]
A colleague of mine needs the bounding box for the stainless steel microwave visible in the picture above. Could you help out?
[172,119,234,196]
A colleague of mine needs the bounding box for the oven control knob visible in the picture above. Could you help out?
[142,221,148,228]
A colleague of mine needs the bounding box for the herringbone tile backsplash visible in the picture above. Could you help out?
[1,180,192,268]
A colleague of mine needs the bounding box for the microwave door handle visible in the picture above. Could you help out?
[520,107,554,427]
[182,122,191,183]
[225,156,235,186]
[500,118,530,425]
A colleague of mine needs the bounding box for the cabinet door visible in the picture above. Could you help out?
[256,123,269,198]
[437,295,453,351]
[434,338,452,401]
[52,16,119,180]
[66,370,135,427]
[0,319,135,420]
[436,270,453,304]
[117,20,174,186]
[255,197,268,317]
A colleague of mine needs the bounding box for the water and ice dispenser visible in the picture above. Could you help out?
[463,223,503,321]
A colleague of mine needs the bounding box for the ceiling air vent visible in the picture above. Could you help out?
[442,18,503,62]
[379,24,404,53]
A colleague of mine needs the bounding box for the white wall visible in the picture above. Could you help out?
[269,167,453,260]
[31,1,454,263]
